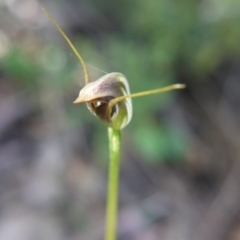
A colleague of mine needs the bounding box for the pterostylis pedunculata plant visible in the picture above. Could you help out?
[42,8,186,240]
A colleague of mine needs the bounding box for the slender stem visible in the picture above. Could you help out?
[105,127,122,240]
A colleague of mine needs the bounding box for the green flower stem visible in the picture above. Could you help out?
[105,127,122,240]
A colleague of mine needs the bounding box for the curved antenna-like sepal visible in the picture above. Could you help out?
[107,83,186,111]
[42,8,90,85]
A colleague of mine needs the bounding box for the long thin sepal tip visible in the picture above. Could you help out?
[173,84,186,89]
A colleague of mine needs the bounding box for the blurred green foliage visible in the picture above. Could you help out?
[1,0,240,163]
[92,0,240,163]
[1,47,37,87]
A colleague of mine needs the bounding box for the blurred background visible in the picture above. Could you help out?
[0,0,240,239]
